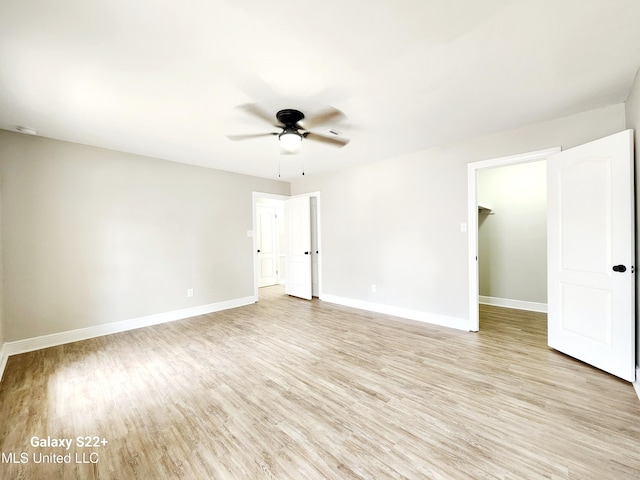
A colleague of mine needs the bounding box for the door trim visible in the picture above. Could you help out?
[467,147,561,331]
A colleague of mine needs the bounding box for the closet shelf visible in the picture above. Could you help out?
[478,204,494,215]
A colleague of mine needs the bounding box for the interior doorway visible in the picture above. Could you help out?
[470,133,636,382]
[468,148,560,331]
[253,193,287,300]
[252,192,321,301]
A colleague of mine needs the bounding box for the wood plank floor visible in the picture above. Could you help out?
[1,286,639,479]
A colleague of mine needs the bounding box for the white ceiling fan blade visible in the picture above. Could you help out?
[237,103,282,127]
[299,107,345,129]
[304,131,350,147]
[227,132,277,141]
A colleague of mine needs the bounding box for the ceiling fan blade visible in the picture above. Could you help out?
[299,107,345,129]
[304,131,350,147]
[237,103,281,126]
[227,132,277,141]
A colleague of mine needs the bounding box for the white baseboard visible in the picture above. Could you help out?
[3,296,255,358]
[634,367,640,401]
[0,343,8,383]
[320,294,469,331]
[479,296,548,313]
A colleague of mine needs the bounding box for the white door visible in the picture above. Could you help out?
[285,195,312,300]
[310,196,319,297]
[256,205,278,287]
[547,129,635,382]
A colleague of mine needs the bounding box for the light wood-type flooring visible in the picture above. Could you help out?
[1,286,639,479]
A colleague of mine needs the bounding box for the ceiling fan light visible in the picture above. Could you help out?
[279,131,302,152]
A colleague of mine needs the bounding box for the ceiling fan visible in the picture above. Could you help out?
[227,103,350,153]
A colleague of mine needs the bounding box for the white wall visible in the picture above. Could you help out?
[0,130,289,341]
[291,104,626,329]
[478,161,546,304]
[624,67,640,367]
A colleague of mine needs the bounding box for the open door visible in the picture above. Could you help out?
[285,195,312,300]
[547,130,635,382]
[310,196,319,297]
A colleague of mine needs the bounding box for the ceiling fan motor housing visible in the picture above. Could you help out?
[276,109,305,127]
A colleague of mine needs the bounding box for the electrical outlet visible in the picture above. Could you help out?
[187,289,194,297]
[371,284,377,293]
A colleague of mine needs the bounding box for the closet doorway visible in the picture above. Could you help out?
[469,132,635,382]
[477,160,548,315]
[467,148,560,331]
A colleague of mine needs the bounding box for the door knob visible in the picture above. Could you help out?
[612,264,627,272]
[304,251,309,255]
[257,249,261,253]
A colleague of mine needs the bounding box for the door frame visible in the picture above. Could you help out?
[467,147,560,331]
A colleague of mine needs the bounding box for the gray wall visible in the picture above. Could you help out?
[0,174,3,348]
[478,161,546,304]
[292,104,626,327]
[0,100,632,343]
[0,130,289,341]
[624,67,640,368]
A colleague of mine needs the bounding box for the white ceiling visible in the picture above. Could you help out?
[1,0,640,180]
